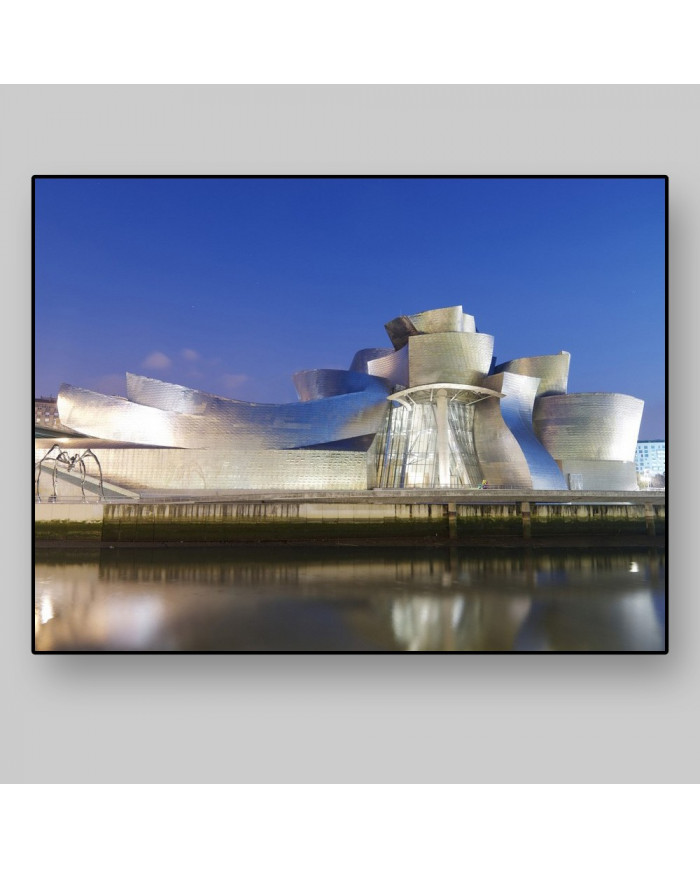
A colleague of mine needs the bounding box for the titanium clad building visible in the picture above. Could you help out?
[45,304,644,493]
[533,393,644,490]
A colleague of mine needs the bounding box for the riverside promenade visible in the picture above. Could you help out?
[35,489,666,546]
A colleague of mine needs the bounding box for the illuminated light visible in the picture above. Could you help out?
[105,596,164,646]
[40,594,54,624]
[629,561,640,573]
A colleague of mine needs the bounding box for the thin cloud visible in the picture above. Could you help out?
[181,348,200,361]
[142,351,172,371]
[220,373,249,391]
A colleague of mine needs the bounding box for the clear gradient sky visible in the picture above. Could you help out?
[33,176,666,439]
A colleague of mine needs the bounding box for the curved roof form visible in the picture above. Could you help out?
[408,305,475,335]
[533,393,644,462]
[349,348,394,373]
[58,373,393,450]
[366,345,409,387]
[493,351,570,397]
[292,369,392,402]
[384,314,422,351]
[388,383,503,407]
[384,305,477,349]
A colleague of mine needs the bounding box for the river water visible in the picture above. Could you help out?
[33,545,666,653]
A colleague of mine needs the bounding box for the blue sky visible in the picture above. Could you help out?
[33,176,666,438]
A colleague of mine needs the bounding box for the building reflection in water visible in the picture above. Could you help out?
[34,546,666,652]
[391,595,533,652]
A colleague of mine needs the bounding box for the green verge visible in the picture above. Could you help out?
[35,521,103,541]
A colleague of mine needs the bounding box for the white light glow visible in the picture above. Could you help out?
[40,594,54,624]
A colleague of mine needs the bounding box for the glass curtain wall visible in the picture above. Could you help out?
[374,399,483,488]
[447,401,482,487]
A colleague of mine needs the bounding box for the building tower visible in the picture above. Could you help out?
[360,306,567,489]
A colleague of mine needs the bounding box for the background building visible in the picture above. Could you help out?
[635,439,666,487]
[34,397,77,436]
[34,397,60,431]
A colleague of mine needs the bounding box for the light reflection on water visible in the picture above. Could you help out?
[34,546,666,653]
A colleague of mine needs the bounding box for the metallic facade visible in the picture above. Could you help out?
[59,372,393,450]
[349,348,395,373]
[407,332,494,387]
[531,392,644,491]
[54,303,645,492]
[533,393,643,462]
[291,369,392,402]
[384,304,476,350]
[478,372,567,489]
[366,345,409,386]
[493,351,570,397]
[35,445,370,491]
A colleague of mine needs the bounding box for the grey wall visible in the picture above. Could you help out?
[8,85,688,784]
[561,459,639,491]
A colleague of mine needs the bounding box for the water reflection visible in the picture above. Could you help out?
[34,546,666,652]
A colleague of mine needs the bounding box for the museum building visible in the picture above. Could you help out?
[38,305,644,494]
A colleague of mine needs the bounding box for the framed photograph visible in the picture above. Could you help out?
[33,175,667,653]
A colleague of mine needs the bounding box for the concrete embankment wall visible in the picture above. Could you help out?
[35,498,666,544]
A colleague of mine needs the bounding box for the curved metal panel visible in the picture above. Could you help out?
[384,314,421,350]
[59,385,183,447]
[291,369,392,402]
[407,332,494,387]
[408,305,465,334]
[349,348,394,373]
[493,351,570,397]
[366,345,409,387]
[533,393,644,462]
[388,383,503,407]
[482,372,567,489]
[127,372,216,414]
[58,375,393,451]
[462,312,476,333]
[559,460,639,491]
[384,306,476,349]
[472,395,532,488]
[37,445,369,491]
